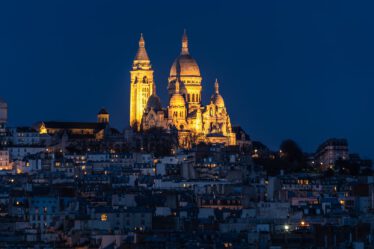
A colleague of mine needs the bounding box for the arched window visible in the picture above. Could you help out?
[187,94,190,102]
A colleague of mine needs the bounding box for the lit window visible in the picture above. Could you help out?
[101,213,107,221]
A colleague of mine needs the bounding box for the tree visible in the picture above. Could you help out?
[335,159,359,176]
[141,127,178,157]
[280,139,306,171]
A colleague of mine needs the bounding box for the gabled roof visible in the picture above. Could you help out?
[42,121,106,130]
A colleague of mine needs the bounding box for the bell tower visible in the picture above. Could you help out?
[130,34,154,130]
[97,108,110,124]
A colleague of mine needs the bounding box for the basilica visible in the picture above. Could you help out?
[129,31,236,148]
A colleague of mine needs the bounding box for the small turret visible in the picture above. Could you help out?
[97,108,110,124]
[211,79,225,108]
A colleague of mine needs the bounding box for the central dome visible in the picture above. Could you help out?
[170,54,200,77]
[169,30,201,78]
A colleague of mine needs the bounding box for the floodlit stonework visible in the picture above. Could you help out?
[130,31,236,148]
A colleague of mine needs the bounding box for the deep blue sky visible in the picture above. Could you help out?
[0,0,373,158]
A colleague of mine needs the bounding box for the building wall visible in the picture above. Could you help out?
[0,150,10,170]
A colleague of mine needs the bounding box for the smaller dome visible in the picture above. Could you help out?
[212,94,225,108]
[211,79,225,108]
[169,94,186,107]
[146,94,162,111]
[169,80,186,107]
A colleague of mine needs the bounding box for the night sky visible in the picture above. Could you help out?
[0,0,373,158]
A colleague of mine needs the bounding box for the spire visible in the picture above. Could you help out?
[139,33,145,48]
[134,33,150,61]
[175,79,180,94]
[181,29,189,55]
[214,78,219,94]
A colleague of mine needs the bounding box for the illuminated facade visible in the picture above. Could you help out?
[37,109,112,141]
[0,97,7,135]
[129,34,154,130]
[130,32,236,148]
[0,149,11,171]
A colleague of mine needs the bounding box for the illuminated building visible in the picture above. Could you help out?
[0,97,7,137]
[97,108,110,124]
[36,108,116,141]
[0,149,11,171]
[129,34,155,130]
[314,138,349,169]
[130,31,236,148]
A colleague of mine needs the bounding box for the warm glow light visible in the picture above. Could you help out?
[101,213,107,221]
[39,124,48,134]
[224,242,232,248]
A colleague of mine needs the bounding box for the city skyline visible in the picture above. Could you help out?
[0,0,373,158]
[0,2,373,248]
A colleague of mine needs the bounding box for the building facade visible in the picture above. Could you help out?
[314,138,349,169]
[0,98,7,138]
[130,32,236,148]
